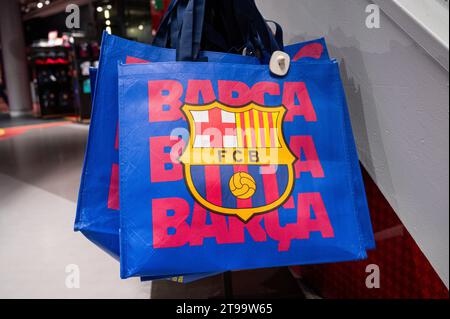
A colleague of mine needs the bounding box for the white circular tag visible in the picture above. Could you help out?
[269,51,291,77]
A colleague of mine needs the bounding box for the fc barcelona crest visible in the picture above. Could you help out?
[179,102,297,222]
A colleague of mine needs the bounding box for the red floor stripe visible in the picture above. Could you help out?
[0,122,70,141]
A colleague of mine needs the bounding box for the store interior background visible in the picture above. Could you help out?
[0,0,448,299]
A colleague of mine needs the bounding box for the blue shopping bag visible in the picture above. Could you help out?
[77,0,373,280]
[118,52,370,278]
[75,0,295,283]
[75,33,263,283]
[79,36,373,281]
[78,36,373,278]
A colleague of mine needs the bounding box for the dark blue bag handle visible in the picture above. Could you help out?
[152,0,180,48]
[152,0,206,61]
[177,0,206,61]
[179,0,283,62]
[235,0,283,62]
[153,0,283,62]
[202,4,284,55]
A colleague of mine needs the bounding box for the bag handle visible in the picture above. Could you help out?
[201,2,284,55]
[265,20,284,50]
[152,0,206,61]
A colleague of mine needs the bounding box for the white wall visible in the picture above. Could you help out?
[256,0,449,287]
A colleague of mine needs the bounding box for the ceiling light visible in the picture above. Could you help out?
[97,6,103,13]
[37,2,44,9]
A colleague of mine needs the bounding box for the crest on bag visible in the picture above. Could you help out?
[179,102,297,222]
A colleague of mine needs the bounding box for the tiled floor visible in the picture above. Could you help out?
[0,120,303,299]
[0,123,151,299]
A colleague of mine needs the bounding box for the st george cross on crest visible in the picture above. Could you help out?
[179,101,297,222]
